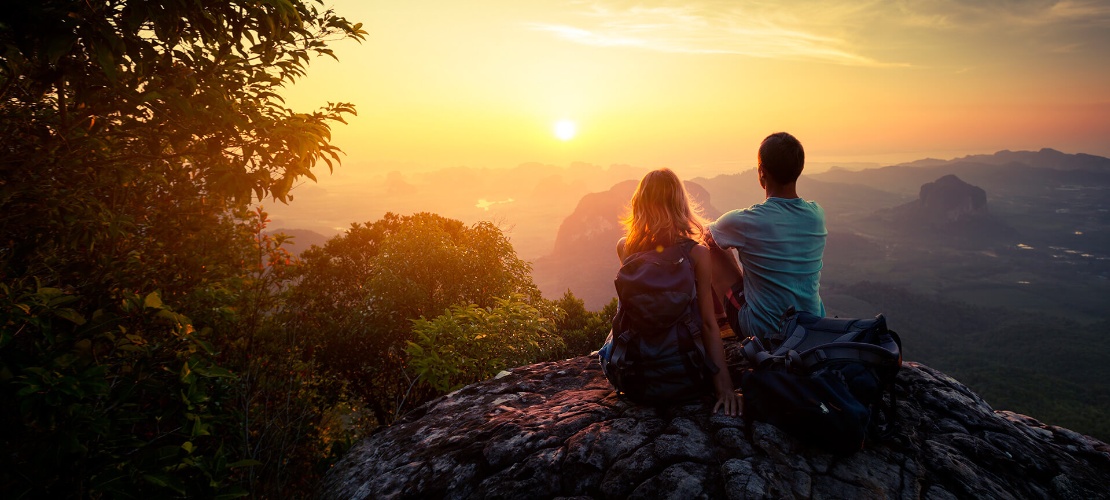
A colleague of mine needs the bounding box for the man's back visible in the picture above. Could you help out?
[708,197,826,339]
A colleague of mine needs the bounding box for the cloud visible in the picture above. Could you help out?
[527,1,906,67]
[530,0,1110,65]
[892,0,1110,29]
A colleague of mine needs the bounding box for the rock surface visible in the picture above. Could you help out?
[322,341,1110,499]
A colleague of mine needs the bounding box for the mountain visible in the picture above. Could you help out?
[266,228,331,256]
[535,154,1110,441]
[692,169,909,226]
[810,150,1110,200]
[871,174,1018,244]
[322,347,1110,498]
[916,174,988,217]
[531,180,719,310]
[896,148,1110,172]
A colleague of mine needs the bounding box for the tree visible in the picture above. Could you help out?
[0,1,365,496]
[548,290,613,360]
[407,294,564,393]
[0,0,364,299]
[285,212,541,425]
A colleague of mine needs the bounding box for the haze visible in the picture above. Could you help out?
[266,0,1110,254]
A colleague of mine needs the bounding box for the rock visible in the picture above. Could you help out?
[918,174,988,221]
[531,179,719,310]
[882,174,1017,242]
[321,341,1110,499]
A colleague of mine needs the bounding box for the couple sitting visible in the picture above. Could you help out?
[615,132,826,417]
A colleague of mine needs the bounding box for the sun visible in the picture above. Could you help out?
[553,119,577,141]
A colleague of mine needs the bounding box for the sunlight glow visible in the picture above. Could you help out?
[554,119,578,141]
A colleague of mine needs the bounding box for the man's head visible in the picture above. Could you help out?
[757,132,805,186]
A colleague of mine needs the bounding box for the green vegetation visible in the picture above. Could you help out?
[0,2,611,496]
[285,212,547,426]
[408,295,562,393]
[824,281,1110,441]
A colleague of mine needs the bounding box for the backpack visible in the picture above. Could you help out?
[738,308,902,454]
[599,240,716,405]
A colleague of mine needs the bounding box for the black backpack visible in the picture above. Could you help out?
[738,308,902,454]
[599,240,716,405]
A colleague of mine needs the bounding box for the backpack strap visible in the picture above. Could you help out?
[871,329,903,441]
[797,341,900,372]
[608,329,634,390]
[676,238,721,377]
[740,336,776,368]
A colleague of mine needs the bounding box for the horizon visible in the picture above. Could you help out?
[276,0,1110,180]
[262,146,1108,261]
[264,0,1110,258]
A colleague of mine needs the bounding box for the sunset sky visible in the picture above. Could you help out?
[280,0,1110,178]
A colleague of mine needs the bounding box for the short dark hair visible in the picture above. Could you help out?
[758,132,805,185]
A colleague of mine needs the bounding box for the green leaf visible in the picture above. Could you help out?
[190,363,235,379]
[143,291,163,310]
[54,308,86,325]
[94,43,118,81]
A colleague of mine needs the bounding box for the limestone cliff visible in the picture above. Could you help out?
[530,180,719,310]
[880,174,1016,243]
[322,340,1110,499]
[918,174,988,221]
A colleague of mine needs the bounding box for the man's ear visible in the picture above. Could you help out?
[757,166,766,189]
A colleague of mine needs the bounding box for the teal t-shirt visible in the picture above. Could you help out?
[708,197,827,340]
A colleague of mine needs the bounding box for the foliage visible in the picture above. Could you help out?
[826,280,1110,442]
[0,285,244,497]
[406,294,564,393]
[283,212,541,425]
[547,291,614,360]
[0,1,629,495]
[0,0,365,303]
[1,0,366,496]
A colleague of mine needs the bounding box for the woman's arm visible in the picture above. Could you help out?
[691,244,742,416]
[616,236,628,262]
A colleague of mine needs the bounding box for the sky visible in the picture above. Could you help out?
[279,0,1110,180]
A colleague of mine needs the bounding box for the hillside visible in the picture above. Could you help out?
[530,180,719,310]
[531,149,1110,441]
[267,228,331,256]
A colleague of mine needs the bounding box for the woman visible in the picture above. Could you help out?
[616,168,742,416]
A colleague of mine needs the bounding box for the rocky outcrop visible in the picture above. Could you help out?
[531,180,719,310]
[917,174,988,221]
[880,175,1016,243]
[321,340,1110,499]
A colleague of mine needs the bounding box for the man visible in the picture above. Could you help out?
[706,132,827,341]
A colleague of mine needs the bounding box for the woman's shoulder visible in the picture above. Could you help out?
[687,241,710,258]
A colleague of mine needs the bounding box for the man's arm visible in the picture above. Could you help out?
[705,230,743,308]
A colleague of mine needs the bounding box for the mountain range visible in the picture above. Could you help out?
[530,148,1110,440]
[534,148,1110,310]
[271,148,1110,440]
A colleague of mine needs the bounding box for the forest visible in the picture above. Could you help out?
[0,2,612,497]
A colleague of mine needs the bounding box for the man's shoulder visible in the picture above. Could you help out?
[724,198,821,217]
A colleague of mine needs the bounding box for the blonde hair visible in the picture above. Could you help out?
[621,168,708,255]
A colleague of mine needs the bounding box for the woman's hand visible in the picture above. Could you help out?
[712,388,743,416]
